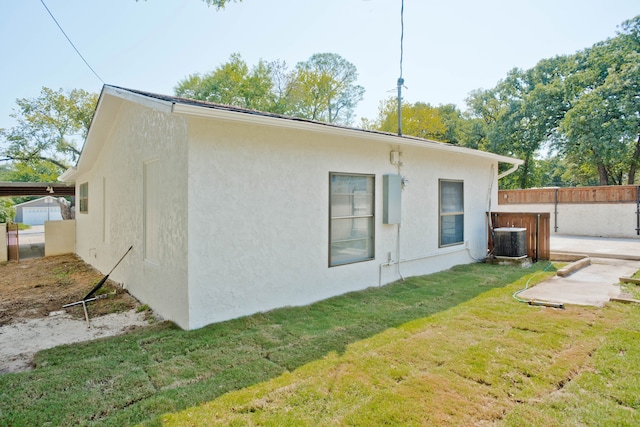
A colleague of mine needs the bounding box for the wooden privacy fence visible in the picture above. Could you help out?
[488,212,550,261]
[499,185,640,236]
[500,185,639,204]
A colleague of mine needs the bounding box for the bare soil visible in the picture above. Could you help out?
[0,254,139,326]
[0,254,150,373]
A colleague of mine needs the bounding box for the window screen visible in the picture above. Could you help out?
[329,173,375,266]
[439,180,464,246]
[79,182,88,214]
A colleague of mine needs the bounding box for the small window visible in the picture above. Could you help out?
[329,173,375,266]
[439,180,463,247]
[79,182,89,214]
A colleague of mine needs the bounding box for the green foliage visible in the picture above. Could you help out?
[288,53,365,124]
[175,52,364,125]
[139,0,241,10]
[0,198,15,223]
[3,159,62,183]
[199,0,240,9]
[0,87,98,171]
[465,15,640,188]
[175,53,279,112]
[368,97,470,144]
[370,98,447,140]
[559,17,640,185]
[0,163,10,180]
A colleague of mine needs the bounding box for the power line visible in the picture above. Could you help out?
[39,0,105,84]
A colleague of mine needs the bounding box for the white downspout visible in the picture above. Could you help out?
[497,162,520,180]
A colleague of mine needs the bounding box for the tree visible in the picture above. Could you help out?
[465,59,572,189]
[559,16,640,185]
[175,53,365,125]
[4,160,61,183]
[0,198,15,223]
[287,53,364,124]
[140,0,241,10]
[175,53,279,112]
[1,87,98,172]
[459,16,640,188]
[368,98,449,140]
[200,0,239,8]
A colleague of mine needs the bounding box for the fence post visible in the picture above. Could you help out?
[636,185,640,236]
[554,188,559,233]
[7,223,19,261]
[0,223,7,263]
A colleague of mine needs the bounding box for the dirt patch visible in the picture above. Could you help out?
[0,254,151,373]
[0,254,139,326]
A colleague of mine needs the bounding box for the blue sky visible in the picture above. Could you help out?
[0,0,638,131]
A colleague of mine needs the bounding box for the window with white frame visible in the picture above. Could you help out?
[439,179,464,247]
[79,182,88,214]
[329,173,375,266]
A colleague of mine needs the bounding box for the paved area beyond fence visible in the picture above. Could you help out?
[551,235,640,261]
[518,235,640,307]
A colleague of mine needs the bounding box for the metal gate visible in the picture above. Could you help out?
[7,223,19,261]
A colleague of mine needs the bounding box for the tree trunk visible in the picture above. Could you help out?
[628,133,640,184]
[519,155,530,188]
[597,162,609,186]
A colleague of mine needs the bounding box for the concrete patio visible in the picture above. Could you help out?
[518,234,640,307]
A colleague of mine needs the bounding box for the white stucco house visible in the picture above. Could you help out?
[59,85,522,330]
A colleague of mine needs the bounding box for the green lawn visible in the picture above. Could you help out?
[1,262,638,426]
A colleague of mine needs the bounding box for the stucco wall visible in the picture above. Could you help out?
[44,220,76,256]
[496,203,639,238]
[74,100,191,328]
[186,118,497,329]
[0,224,6,263]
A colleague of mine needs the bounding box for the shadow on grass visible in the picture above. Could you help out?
[0,262,548,426]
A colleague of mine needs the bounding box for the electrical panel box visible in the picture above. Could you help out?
[383,174,402,224]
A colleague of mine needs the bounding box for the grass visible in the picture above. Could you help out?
[1,262,639,426]
[0,262,538,426]
[159,268,640,426]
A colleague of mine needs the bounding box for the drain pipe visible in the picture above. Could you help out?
[396,223,404,281]
[535,213,540,263]
[395,149,405,281]
[487,164,496,256]
[378,244,470,287]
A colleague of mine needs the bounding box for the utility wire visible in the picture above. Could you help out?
[40,0,105,84]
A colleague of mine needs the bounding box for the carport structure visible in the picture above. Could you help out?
[0,182,75,197]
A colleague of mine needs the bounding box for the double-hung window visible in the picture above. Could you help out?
[329,173,375,266]
[79,182,89,214]
[439,179,464,247]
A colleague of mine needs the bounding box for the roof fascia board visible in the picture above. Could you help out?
[172,103,523,166]
[69,86,174,180]
[58,167,77,182]
[14,195,57,208]
[104,85,173,114]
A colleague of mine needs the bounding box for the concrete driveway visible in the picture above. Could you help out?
[18,225,45,260]
[518,235,640,307]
